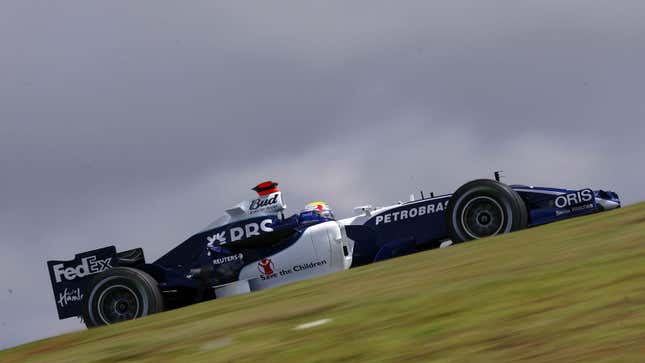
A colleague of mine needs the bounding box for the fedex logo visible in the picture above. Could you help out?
[52,256,113,283]
[207,218,274,245]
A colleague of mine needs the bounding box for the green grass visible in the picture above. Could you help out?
[3,203,645,363]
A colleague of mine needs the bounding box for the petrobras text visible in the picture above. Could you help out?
[52,256,113,283]
[375,200,450,226]
[554,189,594,209]
[207,218,274,245]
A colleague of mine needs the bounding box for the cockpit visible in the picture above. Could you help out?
[298,201,335,225]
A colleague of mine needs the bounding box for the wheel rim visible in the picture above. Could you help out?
[460,196,505,239]
[97,285,141,325]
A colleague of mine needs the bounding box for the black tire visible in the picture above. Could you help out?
[447,179,528,243]
[82,267,163,328]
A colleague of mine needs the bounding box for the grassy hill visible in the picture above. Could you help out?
[3,203,645,363]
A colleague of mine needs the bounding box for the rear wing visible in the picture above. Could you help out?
[46,246,118,319]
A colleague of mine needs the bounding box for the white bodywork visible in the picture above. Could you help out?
[210,189,444,298]
[204,191,288,232]
[206,190,355,296]
[238,221,354,291]
[233,198,435,293]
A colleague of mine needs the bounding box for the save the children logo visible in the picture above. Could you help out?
[257,258,328,281]
[257,258,275,275]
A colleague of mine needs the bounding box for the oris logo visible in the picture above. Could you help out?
[52,256,113,283]
[554,189,594,209]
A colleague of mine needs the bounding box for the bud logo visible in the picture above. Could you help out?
[248,192,283,215]
[555,189,594,209]
[258,258,275,275]
[231,219,274,241]
[206,218,274,245]
[52,256,113,283]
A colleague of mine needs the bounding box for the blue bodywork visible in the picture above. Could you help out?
[347,196,451,266]
[512,186,620,226]
[143,212,335,293]
[47,180,620,320]
[347,185,620,267]
[47,209,336,319]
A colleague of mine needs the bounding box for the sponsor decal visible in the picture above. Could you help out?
[206,231,226,245]
[554,189,594,209]
[212,253,244,265]
[555,202,595,216]
[249,193,280,211]
[57,288,83,308]
[247,192,284,215]
[207,218,274,245]
[374,200,450,226]
[293,261,328,272]
[555,203,594,217]
[258,259,328,281]
[258,258,275,276]
[52,256,113,283]
[47,246,117,319]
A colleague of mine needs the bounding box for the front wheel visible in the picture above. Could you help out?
[447,179,528,243]
[82,267,164,328]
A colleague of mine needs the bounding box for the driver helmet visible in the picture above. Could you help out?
[299,201,335,222]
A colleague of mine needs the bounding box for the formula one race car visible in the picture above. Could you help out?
[47,176,620,327]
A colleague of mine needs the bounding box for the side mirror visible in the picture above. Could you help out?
[353,205,374,217]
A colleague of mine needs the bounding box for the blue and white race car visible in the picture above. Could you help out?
[47,177,620,327]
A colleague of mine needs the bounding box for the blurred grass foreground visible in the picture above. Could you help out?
[3,203,645,363]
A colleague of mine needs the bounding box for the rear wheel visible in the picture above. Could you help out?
[447,179,527,243]
[82,267,163,328]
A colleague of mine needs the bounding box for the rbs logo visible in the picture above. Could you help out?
[207,218,274,245]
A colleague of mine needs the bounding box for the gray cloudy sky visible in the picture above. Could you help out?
[1,0,644,349]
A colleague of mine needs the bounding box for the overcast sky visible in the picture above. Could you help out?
[1,0,644,350]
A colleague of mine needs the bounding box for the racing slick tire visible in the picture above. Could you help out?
[447,179,528,243]
[82,267,164,328]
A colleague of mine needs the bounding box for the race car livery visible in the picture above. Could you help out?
[46,176,620,327]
